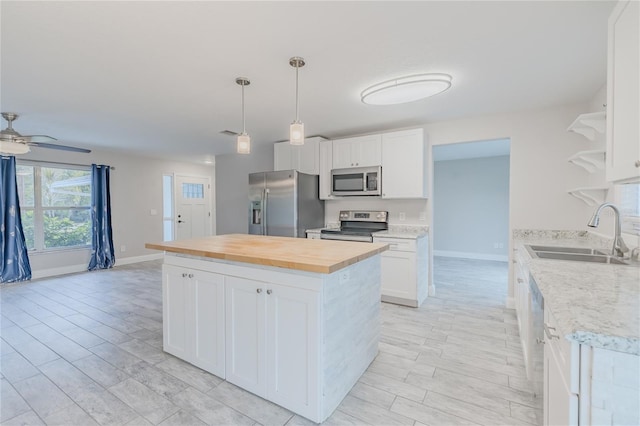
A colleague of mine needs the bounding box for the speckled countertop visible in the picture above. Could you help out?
[306,225,428,239]
[514,230,640,355]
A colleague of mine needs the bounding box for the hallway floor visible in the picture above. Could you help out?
[1,257,538,425]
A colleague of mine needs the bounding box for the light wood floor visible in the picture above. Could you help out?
[0,257,538,425]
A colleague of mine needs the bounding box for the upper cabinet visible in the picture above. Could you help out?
[318,139,333,200]
[381,129,427,199]
[606,0,640,183]
[332,134,382,169]
[274,136,325,175]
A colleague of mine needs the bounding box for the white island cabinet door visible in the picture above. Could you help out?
[266,284,320,420]
[191,270,226,378]
[163,264,190,360]
[225,276,267,397]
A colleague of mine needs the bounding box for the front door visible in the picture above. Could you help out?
[175,175,211,240]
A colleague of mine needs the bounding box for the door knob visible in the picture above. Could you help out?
[635,160,640,168]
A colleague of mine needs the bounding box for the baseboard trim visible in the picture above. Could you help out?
[31,253,163,280]
[434,250,508,262]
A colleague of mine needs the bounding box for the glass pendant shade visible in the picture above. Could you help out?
[237,133,251,154]
[290,121,304,145]
[0,141,30,155]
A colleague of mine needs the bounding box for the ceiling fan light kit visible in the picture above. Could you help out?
[361,73,453,105]
[289,56,305,146]
[0,140,30,155]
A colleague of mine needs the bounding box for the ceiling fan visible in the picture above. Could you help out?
[0,112,91,154]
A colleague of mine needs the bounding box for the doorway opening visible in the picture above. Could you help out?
[432,138,511,304]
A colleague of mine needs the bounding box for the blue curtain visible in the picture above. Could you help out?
[0,156,31,282]
[88,164,115,270]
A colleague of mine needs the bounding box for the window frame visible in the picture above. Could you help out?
[17,161,93,253]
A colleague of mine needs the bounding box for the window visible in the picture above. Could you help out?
[16,163,92,251]
[163,174,174,241]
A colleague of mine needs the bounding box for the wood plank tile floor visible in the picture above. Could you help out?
[1,257,538,425]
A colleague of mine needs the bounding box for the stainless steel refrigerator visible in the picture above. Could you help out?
[248,170,324,237]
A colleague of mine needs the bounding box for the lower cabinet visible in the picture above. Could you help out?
[162,264,225,377]
[373,236,428,307]
[225,276,320,420]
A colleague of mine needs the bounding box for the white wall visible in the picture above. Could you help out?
[215,143,274,235]
[19,148,215,278]
[433,155,510,261]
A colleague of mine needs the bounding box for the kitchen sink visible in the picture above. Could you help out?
[527,245,607,255]
[524,244,629,265]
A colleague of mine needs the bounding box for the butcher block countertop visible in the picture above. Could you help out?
[145,234,388,274]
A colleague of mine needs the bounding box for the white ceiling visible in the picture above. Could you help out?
[1,1,615,163]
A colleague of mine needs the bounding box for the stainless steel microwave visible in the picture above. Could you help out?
[331,166,381,196]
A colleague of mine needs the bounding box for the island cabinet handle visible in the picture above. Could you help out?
[188,273,193,278]
[267,289,272,295]
[181,273,188,278]
[256,288,262,293]
[544,323,560,340]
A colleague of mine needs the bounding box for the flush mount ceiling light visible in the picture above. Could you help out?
[361,73,452,105]
[235,77,251,155]
[289,56,305,145]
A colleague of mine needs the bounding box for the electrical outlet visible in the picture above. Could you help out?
[498,243,504,249]
[150,209,157,216]
[120,245,126,253]
[339,270,350,283]
[399,212,406,221]
[493,243,500,249]
[419,211,427,221]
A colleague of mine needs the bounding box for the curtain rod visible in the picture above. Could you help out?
[15,159,115,170]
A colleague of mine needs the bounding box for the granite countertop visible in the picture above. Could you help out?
[146,234,387,274]
[513,230,640,355]
[306,225,429,239]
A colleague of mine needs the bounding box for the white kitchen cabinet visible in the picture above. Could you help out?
[306,231,321,239]
[373,235,428,307]
[319,139,334,199]
[381,129,428,199]
[543,308,579,426]
[274,137,325,175]
[332,134,381,169]
[606,0,640,183]
[225,276,320,420]
[162,264,225,377]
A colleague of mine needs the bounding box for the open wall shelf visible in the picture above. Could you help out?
[568,149,606,173]
[567,186,609,206]
[567,112,606,141]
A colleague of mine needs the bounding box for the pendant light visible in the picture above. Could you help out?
[236,77,251,154]
[289,56,305,145]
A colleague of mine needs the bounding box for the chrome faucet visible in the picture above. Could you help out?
[587,202,629,258]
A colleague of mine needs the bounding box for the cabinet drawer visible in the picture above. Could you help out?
[373,237,416,252]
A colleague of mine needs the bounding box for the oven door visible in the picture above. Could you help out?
[320,231,373,242]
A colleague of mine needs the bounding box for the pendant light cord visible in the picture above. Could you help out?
[295,64,299,122]
[241,83,246,133]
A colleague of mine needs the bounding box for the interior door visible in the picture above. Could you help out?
[265,171,296,237]
[175,175,211,240]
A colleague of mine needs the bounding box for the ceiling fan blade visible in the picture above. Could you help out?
[21,134,57,143]
[29,142,91,153]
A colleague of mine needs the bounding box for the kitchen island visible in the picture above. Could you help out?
[146,234,388,423]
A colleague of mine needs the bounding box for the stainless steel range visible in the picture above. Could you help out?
[320,210,388,242]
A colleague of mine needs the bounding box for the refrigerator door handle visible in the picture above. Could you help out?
[263,188,269,235]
